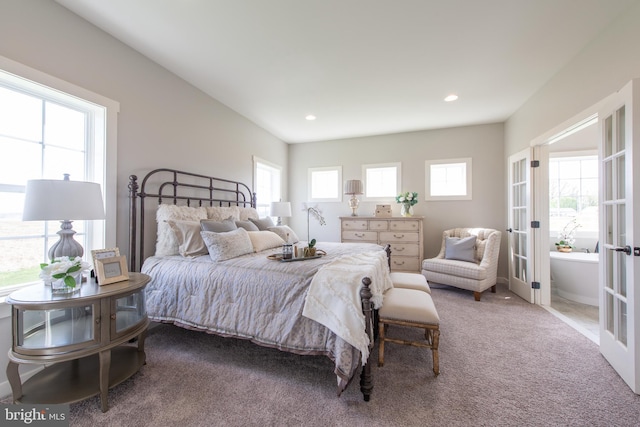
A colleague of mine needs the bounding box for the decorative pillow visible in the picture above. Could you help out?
[201,228,253,262]
[156,205,207,256]
[167,220,208,257]
[249,217,275,231]
[247,230,285,252]
[206,206,240,221]
[444,236,477,263]
[239,207,260,221]
[200,217,238,233]
[236,220,260,231]
[267,225,299,244]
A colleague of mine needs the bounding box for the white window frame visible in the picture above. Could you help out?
[362,162,401,201]
[425,158,472,201]
[0,56,118,296]
[253,156,282,219]
[307,166,342,202]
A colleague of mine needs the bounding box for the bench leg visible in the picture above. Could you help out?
[432,329,440,375]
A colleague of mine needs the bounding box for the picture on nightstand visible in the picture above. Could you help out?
[95,255,129,285]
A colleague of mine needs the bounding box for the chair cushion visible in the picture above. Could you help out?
[379,288,439,325]
[390,272,431,294]
[422,258,487,281]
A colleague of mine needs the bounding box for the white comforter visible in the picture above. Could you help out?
[141,241,389,392]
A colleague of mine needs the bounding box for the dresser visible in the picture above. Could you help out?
[340,216,424,272]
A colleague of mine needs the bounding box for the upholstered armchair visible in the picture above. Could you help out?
[421,228,501,301]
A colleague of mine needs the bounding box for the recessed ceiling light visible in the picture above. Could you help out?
[444,94,459,102]
[305,115,316,121]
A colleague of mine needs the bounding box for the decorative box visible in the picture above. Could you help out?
[374,204,392,217]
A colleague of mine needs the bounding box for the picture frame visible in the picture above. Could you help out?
[95,255,129,285]
[91,247,120,268]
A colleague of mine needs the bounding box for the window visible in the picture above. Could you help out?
[253,156,282,219]
[363,163,400,200]
[549,153,598,235]
[0,58,118,296]
[308,166,342,202]
[425,158,472,200]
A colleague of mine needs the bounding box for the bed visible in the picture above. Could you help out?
[128,169,392,401]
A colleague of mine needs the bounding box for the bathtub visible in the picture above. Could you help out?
[550,251,599,306]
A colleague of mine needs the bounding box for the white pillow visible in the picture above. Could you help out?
[247,231,285,252]
[156,205,207,256]
[239,207,260,221]
[167,220,208,257]
[267,226,299,244]
[206,206,240,221]
[201,228,253,262]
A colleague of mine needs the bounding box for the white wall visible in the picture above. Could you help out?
[288,123,507,277]
[0,0,286,396]
[505,1,640,155]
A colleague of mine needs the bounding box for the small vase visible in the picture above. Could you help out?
[400,203,413,217]
[49,272,82,295]
[557,246,572,253]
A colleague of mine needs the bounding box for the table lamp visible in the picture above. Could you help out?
[270,201,291,226]
[344,179,363,216]
[22,174,105,260]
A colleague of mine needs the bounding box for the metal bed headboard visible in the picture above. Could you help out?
[128,168,256,272]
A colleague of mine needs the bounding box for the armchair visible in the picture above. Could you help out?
[421,228,501,301]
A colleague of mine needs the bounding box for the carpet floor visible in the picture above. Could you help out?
[15,284,640,426]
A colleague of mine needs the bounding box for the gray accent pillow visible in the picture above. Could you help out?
[235,220,260,231]
[201,228,253,262]
[249,217,275,230]
[200,216,238,233]
[444,236,477,263]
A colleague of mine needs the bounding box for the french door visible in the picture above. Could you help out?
[599,79,640,394]
[508,149,534,303]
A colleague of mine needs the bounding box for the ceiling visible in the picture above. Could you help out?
[55,0,637,143]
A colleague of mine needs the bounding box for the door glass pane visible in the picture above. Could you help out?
[604,115,612,157]
[115,290,146,333]
[616,155,625,200]
[604,160,612,202]
[606,292,614,334]
[520,233,527,258]
[616,106,625,152]
[605,205,613,245]
[618,300,627,346]
[605,248,614,290]
[619,252,627,297]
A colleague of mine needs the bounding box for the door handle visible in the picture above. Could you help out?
[613,245,632,256]
[506,228,513,233]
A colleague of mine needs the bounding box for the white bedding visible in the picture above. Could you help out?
[141,241,389,392]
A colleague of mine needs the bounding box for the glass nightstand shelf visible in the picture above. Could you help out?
[5,272,150,412]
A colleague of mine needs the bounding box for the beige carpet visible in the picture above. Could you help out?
[9,284,640,426]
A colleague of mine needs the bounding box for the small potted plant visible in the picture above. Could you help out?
[305,238,317,257]
[555,219,580,253]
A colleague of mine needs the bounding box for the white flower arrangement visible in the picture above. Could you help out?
[395,191,418,206]
[39,256,90,288]
[556,219,581,248]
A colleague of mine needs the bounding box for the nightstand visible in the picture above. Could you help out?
[5,272,150,412]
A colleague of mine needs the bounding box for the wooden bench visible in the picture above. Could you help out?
[378,288,440,375]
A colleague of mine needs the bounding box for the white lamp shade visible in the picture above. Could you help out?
[23,179,105,221]
[270,201,292,217]
[344,179,363,195]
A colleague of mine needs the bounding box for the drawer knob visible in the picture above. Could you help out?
[111,314,117,320]
[393,234,404,238]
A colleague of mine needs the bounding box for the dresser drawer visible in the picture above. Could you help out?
[389,243,419,257]
[380,231,419,243]
[342,231,378,242]
[390,256,421,272]
[389,220,420,231]
[342,220,368,231]
[368,220,388,231]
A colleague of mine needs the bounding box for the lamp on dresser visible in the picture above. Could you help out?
[344,179,363,216]
[270,201,292,226]
[22,174,105,260]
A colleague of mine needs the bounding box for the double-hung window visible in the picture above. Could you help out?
[0,59,117,296]
[253,156,282,221]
